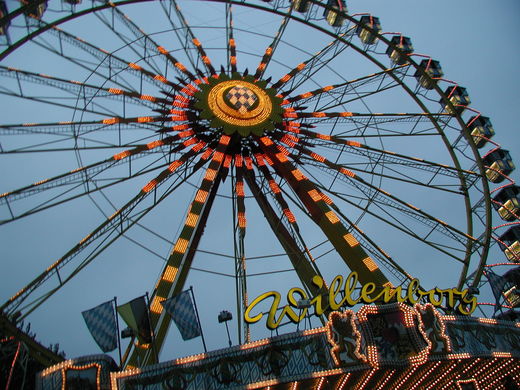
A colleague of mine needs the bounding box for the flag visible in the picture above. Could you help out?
[82,300,118,353]
[161,290,201,340]
[117,296,152,344]
[485,269,508,312]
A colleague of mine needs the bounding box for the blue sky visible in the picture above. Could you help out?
[0,0,518,364]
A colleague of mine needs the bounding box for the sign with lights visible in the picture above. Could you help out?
[244,272,477,330]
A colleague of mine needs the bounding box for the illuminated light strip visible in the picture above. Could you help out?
[491,352,512,358]
[204,168,217,181]
[102,117,119,125]
[108,88,123,94]
[274,143,290,156]
[236,182,245,196]
[154,75,168,84]
[142,179,158,193]
[375,370,396,390]
[137,116,153,123]
[238,212,246,228]
[315,377,325,390]
[168,161,183,173]
[363,257,379,272]
[150,295,165,314]
[213,151,224,163]
[185,212,198,228]
[291,169,306,181]
[128,62,142,70]
[325,211,340,224]
[147,140,164,149]
[224,154,232,168]
[393,364,420,390]
[340,167,356,178]
[244,157,253,170]
[259,137,273,146]
[200,148,213,160]
[173,238,189,254]
[183,138,197,147]
[358,368,377,390]
[424,361,457,390]
[344,234,360,247]
[275,152,289,162]
[283,208,296,223]
[320,193,333,205]
[162,265,178,283]
[308,189,321,202]
[264,155,274,165]
[191,141,206,153]
[254,153,266,166]
[268,179,281,194]
[310,152,326,163]
[235,154,243,167]
[171,115,188,121]
[336,374,351,390]
[178,130,195,138]
[195,190,209,203]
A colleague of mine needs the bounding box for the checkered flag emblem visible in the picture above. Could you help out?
[161,290,201,341]
[226,86,258,114]
[82,300,118,352]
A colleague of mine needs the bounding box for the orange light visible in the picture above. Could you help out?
[113,150,131,160]
[280,74,291,83]
[340,168,356,178]
[195,190,209,203]
[150,295,165,314]
[238,212,246,228]
[146,140,163,149]
[325,211,340,224]
[185,212,198,227]
[183,138,197,147]
[168,160,182,172]
[108,88,123,95]
[275,153,288,162]
[312,112,327,118]
[316,133,331,141]
[192,38,201,46]
[283,208,296,223]
[220,135,231,145]
[265,47,273,56]
[224,154,232,168]
[102,117,119,125]
[235,154,243,167]
[347,140,362,147]
[268,180,281,194]
[343,234,359,247]
[299,92,313,99]
[259,137,273,146]
[245,157,253,170]
[204,168,217,181]
[310,152,326,163]
[137,116,153,123]
[175,62,187,72]
[154,75,168,84]
[291,169,306,181]
[213,151,224,163]
[322,85,334,92]
[157,46,168,54]
[236,181,245,197]
[128,62,142,70]
[200,148,213,160]
[320,193,333,205]
[191,141,205,153]
[296,63,306,71]
[257,63,266,72]
[339,112,353,117]
[362,257,379,272]
[308,189,321,202]
[162,265,177,282]
[142,179,158,193]
[173,238,189,254]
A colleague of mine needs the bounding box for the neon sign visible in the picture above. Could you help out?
[244,272,477,330]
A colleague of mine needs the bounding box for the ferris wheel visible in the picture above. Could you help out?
[0,0,518,368]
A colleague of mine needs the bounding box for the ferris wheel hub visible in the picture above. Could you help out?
[194,74,283,137]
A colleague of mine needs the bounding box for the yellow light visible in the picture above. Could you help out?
[185,212,198,227]
[150,295,165,314]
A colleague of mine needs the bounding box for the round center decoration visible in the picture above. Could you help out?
[194,73,283,136]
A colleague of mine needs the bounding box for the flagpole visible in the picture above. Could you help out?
[113,296,123,367]
[189,286,207,353]
[145,292,160,363]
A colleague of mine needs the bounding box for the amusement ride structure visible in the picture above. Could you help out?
[0,0,519,388]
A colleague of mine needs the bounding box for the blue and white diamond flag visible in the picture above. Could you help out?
[82,300,118,352]
[161,290,201,340]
